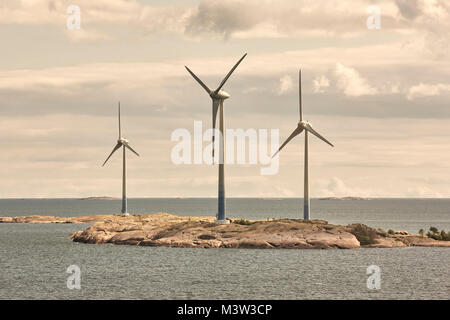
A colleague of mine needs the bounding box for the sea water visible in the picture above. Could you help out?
[0,198,449,299]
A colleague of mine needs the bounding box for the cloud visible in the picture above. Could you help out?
[1,1,450,199]
[395,0,421,20]
[326,177,355,196]
[0,0,446,60]
[405,186,443,198]
[313,75,330,93]
[0,0,142,25]
[277,75,293,95]
[0,0,421,41]
[312,177,372,198]
[242,86,266,94]
[0,0,188,41]
[389,84,400,94]
[407,83,450,100]
[395,0,450,58]
[65,28,112,42]
[1,46,450,120]
[334,63,377,97]
[184,0,410,40]
[184,0,262,40]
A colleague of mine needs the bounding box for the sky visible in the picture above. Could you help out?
[0,0,449,198]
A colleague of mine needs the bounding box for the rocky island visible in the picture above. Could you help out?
[1,213,449,249]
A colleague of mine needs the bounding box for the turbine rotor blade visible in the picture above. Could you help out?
[124,143,140,157]
[299,69,303,121]
[102,143,122,167]
[185,66,211,94]
[211,100,220,160]
[304,124,334,147]
[214,53,247,94]
[118,101,122,138]
[272,126,303,158]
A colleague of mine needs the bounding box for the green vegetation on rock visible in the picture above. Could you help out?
[426,227,450,241]
[233,218,254,225]
[348,224,378,245]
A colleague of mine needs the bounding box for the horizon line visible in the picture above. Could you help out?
[0,196,449,200]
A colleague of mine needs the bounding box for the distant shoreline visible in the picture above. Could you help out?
[1,197,449,200]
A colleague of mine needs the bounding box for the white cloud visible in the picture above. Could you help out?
[326,177,355,196]
[390,84,400,94]
[313,75,330,93]
[242,86,266,94]
[334,63,377,97]
[312,177,371,198]
[395,0,450,58]
[184,0,403,40]
[405,186,443,198]
[0,0,446,62]
[407,83,450,100]
[277,75,293,95]
[65,28,112,43]
[0,0,188,41]
[0,0,430,41]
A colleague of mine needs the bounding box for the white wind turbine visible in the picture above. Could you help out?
[273,70,334,220]
[102,102,140,216]
[185,53,247,224]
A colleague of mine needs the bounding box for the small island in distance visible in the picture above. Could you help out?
[79,196,121,200]
[319,196,372,201]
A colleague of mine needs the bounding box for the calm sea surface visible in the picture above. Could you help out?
[0,198,449,299]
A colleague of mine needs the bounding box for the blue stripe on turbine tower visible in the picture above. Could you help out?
[218,100,226,221]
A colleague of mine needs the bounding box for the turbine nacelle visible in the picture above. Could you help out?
[298,120,310,130]
[118,138,129,145]
[210,90,230,100]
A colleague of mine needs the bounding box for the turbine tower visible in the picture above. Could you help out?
[273,70,334,220]
[185,53,247,224]
[102,102,140,216]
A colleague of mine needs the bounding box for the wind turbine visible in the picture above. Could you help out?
[185,53,247,224]
[102,102,140,216]
[273,70,334,220]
